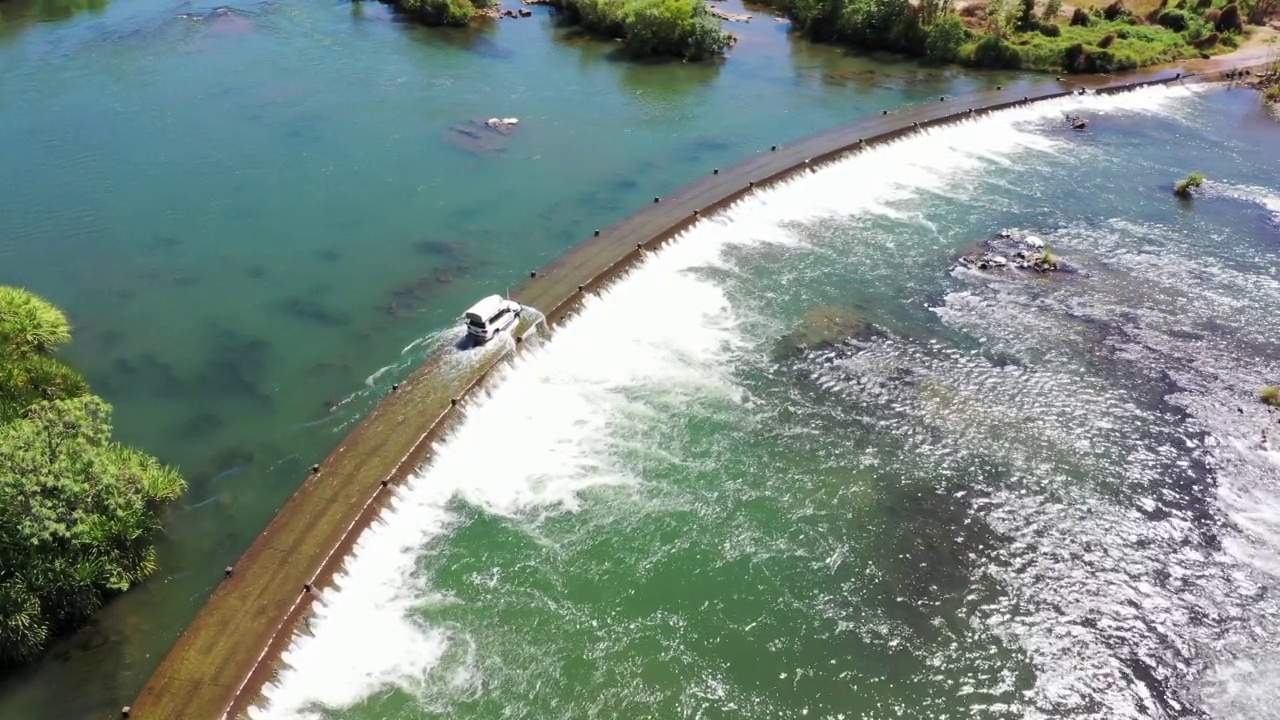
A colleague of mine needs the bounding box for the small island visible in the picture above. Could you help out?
[0,286,185,664]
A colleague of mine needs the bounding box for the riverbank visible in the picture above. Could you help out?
[397,0,1277,69]
[123,54,1268,719]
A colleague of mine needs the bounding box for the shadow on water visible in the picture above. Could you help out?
[95,324,276,411]
[398,9,507,56]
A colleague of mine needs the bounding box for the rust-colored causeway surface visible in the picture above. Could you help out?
[127,59,1263,720]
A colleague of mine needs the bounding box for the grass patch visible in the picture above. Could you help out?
[1001,18,1201,70]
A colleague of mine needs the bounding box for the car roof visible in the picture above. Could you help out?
[465,294,507,319]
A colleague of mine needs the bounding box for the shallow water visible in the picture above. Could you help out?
[0,0,1041,715]
[249,86,1280,720]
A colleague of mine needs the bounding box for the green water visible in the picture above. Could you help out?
[0,0,1039,715]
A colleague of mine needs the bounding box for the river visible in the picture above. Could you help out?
[2,0,1278,718]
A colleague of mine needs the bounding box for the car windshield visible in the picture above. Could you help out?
[466,316,486,328]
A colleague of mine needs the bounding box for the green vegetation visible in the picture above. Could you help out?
[1262,385,1280,407]
[556,0,731,59]
[389,0,733,59]
[395,0,494,25]
[0,286,185,664]
[754,0,1258,72]
[926,13,970,61]
[1173,170,1205,196]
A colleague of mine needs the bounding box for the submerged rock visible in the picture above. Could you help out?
[776,306,882,356]
[443,118,519,155]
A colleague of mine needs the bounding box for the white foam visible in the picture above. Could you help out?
[1210,181,1280,223]
[249,83,1203,719]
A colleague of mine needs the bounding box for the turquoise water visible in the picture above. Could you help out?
[0,0,1039,715]
[250,86,1280,720]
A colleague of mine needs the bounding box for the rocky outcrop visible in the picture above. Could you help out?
[956,230,1066,274]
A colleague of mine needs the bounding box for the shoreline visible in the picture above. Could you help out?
[124,58,1267,720]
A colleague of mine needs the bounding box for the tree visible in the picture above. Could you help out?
[397,0,483,25]
[1215,1,1243,31]
[0,352,89,424]
[0,396,185,663]
[1240,0,1277,24]
[926,13,969,62]
[0,286,185,664]
[0,287,71,355]
[836,0,925,52]
[918,0,953,27]
[621,0,730,59]
[986,0,1018,37]
[0,287,86,424]
[1016,0,1036,28]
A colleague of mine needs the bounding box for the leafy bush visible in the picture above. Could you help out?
[1157,7,1190,28]
[0,397,186,663]
[964,34,1024,66]
[1265,86,1280,102]
[1194,0,1211,8]
[1016,0,1036,28]
[1261,385,1280,406]
[1042,0,1064,19]
[918,0,953,27]
[1102,0,1128,19]
[398,0,482,25]
[836,0,927,54]
[1040,20,1063,34]
[0,286,185,664]
[1173,171,1206,197]
[561,0,627,36]
[1193,29,1221,46]
[622,0,729,59]
[1214,2,1242,32]
[1062,42,1138,71]
[1241,0,1278,23]
[926,13,970,61]
[0,287,70,355]
[0,288,86,423]
[561,0,729,58]
[1070,6,1091,24]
